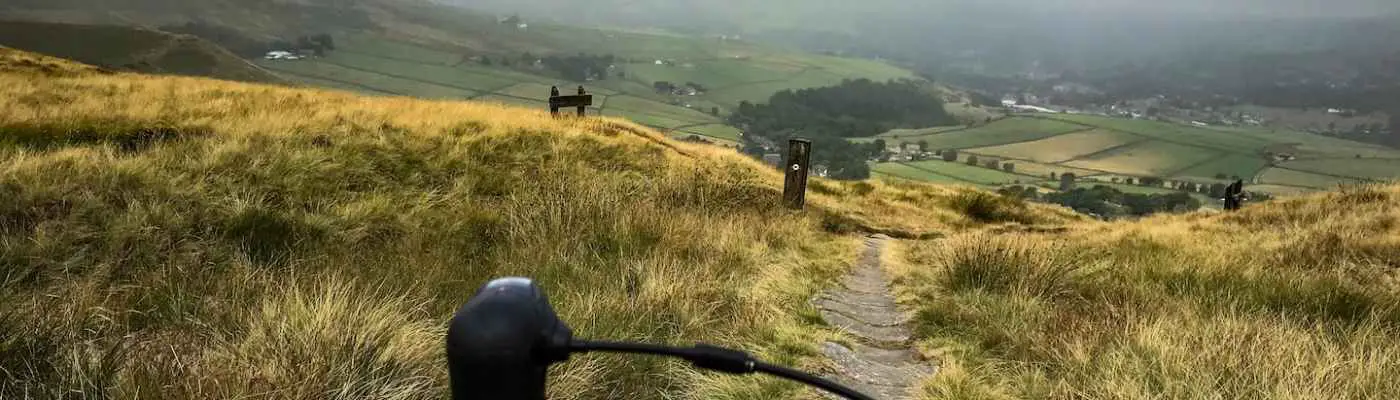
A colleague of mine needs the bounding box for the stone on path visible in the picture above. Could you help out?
[814,235,935,400]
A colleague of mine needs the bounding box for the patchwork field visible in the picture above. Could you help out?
[1279,158,1400,180]
[899,117,1088,150]
[1064,141,1221,176]
[871,113,1400,196]
[1043,114,1272,153]
[989,160,1104,179]
[1172,154,1272,181]
[970,129,1142,163]
[871,163,977,186]
[903,160,1029,185]
[1258,167,1369,189]
[254,31,914,143]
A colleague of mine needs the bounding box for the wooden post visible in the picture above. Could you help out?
[783,139,812,210]
[548,86,593,118]
[576,86,587,117]
[549,86,561,117]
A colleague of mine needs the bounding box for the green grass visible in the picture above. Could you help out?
[1172,154,1272,181]
[703,69,849,107]
[1259,167,1370,189]
[871,163,980,186]
[1211,125,1400,159]
[250,31,919,145]
[1043,114,1272,154]
[1279,158,1400,181]
[1064,140,1221,177]
[0,20,280,83]
[878,125,967,140]
[260,61,479,99]
[908,118,1086,150]
[604,95,719,125]
[625,59,793,90]
[984,159,1104,179]
[903,160,1031,185]
[601,110,695,129]
[969,129,1142,163]
[676,124,743,142]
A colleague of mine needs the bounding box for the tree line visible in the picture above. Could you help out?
[732,79,956,180]
[998,185,1203,219]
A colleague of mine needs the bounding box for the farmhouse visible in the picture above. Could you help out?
[263,51,302,61]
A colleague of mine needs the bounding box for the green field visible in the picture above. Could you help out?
[901,160,1031,185]
[1064,140,1221,176]
[1279,158,1400,181]
[970,129,1142,163]
[988,159,1104,179]
[879,113,1400,196]
[1208,126,1400,159]
[676,124,743,141]
[871,163,978,186]
[900,117,1087,150]
[255,30,916,144]
[1259,167,1370,189]
[1172,154,1272,181]
[878,125,967,140]
[1042,114,1272,154]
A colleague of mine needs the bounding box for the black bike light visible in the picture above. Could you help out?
[446,277,573,400]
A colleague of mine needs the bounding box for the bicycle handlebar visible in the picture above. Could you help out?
[446,277,874,400]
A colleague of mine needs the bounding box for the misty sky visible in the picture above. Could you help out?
[1002,0,1399,18]
[457,0,1400,21]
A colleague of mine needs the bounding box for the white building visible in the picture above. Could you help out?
[264,51,299,60]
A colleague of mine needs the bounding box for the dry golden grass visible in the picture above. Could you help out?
[0,50,1072,399]
[888,184,1400,399]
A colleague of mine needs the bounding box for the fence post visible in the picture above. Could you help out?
[576,86,587,117]
[549,86,561,117]
[783,139,812,210]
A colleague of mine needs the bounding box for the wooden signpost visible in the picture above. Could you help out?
[549,86,593,117]
[783,139,812,210]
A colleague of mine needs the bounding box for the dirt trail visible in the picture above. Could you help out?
[814,234,934,399]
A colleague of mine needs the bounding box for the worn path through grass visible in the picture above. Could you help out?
[815,234,934,399]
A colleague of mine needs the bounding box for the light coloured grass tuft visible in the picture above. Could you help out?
[889,184,1400,399]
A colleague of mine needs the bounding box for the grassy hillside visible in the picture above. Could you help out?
[0,48,1077,399]
[1,0,921,144]
[0,20,280,83]
[253,30,915,144]
[873,114,1400,197]
[889,183,1400,399]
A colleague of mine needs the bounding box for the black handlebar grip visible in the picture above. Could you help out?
[447,277,573,400]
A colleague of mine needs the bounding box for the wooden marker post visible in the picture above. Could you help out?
[783,139,812,210]
[576,86,587,117]
[549,86,561,117]
[548,86,593,118]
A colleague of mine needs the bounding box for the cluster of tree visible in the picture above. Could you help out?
[729,79,955,139]
[734,79,956,180]
[999,185,1202,219]
[540,54,615,82]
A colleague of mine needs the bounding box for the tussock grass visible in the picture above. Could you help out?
[0,50,1080,399]
[889,184,1400,399]
[0,53,886,399]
